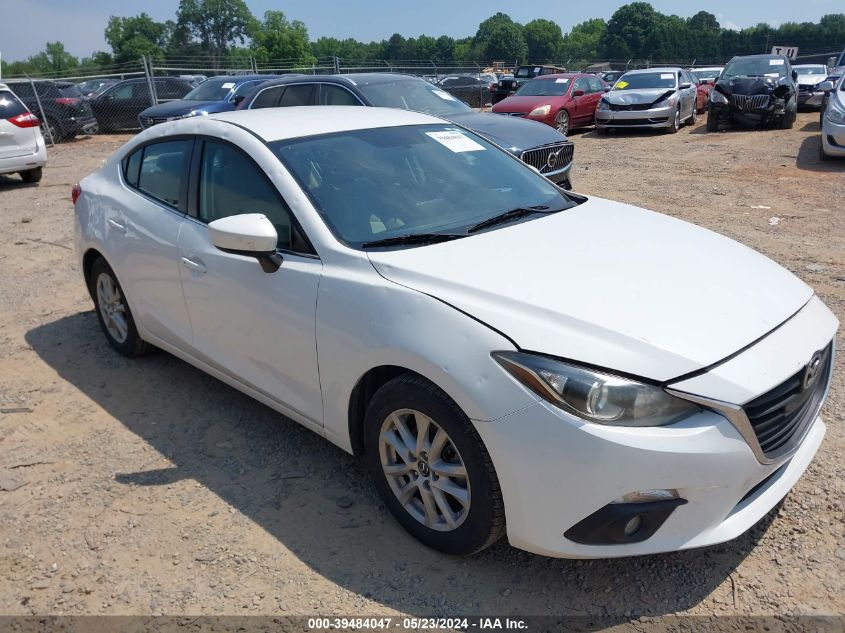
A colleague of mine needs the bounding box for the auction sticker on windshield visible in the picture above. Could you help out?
[769,59,785,65]
[426,131,485,153]
[661,73,674,79]
[432,89,457,101]
[221,82,235,89]
[616,80,629,89]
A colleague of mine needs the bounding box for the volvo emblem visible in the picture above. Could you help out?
[802,351,823,390]
[546,150,560,170]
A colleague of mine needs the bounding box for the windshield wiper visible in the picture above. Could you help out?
[361,233,465,248]
[467,206,557,233]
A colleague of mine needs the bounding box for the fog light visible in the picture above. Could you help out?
[623,515,643,537]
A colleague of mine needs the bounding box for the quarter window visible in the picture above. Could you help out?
[319,85,360,106]
[137,140,191,208]
[198,141,308,253]
[251,86,283,109]
[279,84,313,106]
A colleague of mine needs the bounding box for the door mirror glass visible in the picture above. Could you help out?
[819,81,834,92]
[209,214,278,253]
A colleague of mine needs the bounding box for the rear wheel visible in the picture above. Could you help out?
[706,106,719,132]
[89,257,150,357]
[364,374,505,555]
[20,167,42,183]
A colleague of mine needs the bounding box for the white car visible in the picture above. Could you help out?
[819,75,845,160]
[73,107,837,558]
[0,83,46,182]
[793,64,830,109]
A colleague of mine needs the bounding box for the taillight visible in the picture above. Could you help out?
[8,113,40,128]
[55,97,80,105]
[71,184,81,205]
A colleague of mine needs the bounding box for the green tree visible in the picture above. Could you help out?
[560,18,606,61]
[29,42,79,74]
[105,13,168,63]
[250,10,313,63]
[523,19,564,61]
[485,22,528,63]
[600,2,660,58]
[176,0,256,59]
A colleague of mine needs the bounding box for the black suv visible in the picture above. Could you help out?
[706,54,798,131]
[89,77,194,132]
[492,65,566,103]
[5,80,97,142]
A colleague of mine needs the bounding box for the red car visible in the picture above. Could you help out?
[491,73,609,135]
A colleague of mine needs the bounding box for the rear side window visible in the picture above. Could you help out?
[0,91,28,118]
[251,86,283,109]
[123,149,142,187]
[279,84,313,106]
[587,76,604,92]
[319,85,361,106]
[136,140,192,208]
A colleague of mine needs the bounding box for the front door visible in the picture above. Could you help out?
[176,139,324,425]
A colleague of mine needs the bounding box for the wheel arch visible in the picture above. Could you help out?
[82,247,105,300]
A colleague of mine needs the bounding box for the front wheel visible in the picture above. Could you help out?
[364,374,505,555]
[706,107,719,132]
[89,257,150,357]
[554,109,570,135]
[779,105,796,130]
[666,107,680,133]
[689,104,698,125]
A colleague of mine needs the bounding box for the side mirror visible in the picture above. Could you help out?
[603,86,611,92]
[572,89,585,97]
[819,81,834,92]
[232,94,245,105]
[208,214,282,273]
[828,56,837,69]
[792,70,798,81]
[679,82,692,89]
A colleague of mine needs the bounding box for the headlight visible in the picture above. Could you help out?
[826,102,845,124]
[654,95,678,108]
[180,110,209,119]
[709,90,728,104]
[528,104,551,117]
[597,100,610,110]
[492,351,699,427]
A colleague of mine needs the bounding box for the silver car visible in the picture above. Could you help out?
[819,75,845,160]
[596,67,698,133]
[793,64,830,109]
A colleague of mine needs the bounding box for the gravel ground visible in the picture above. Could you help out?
[0,113,843,622]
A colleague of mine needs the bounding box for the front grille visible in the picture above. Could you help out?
[498,112,526,117]
[607,102,652,111]
[743,343,833,458]
[520,142,574,174]
[798,84,816,92]
[139,116,169,129]
[730,94,770,112]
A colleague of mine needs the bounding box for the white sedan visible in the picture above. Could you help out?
[73,107,837,558]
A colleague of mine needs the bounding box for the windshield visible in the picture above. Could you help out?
[357,79,472,116]
[516,67,540,78]
[692,69,721,81]
[516,78,570,96]
[613,72,677,90]
[793,65,826,75]
[722,57,787,79]
[183,79,237,101]
[272,124,573,247]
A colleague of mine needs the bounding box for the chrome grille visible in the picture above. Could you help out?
[743,343,833,458]
[497,112,525,117]
[520,142,574,174]
[138,115,169,129]
[730,94,770,111]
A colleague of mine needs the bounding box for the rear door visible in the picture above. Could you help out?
[585,75,606,121]
[0,90,38,159]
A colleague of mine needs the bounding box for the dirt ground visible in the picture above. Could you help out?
[0,112,843,622]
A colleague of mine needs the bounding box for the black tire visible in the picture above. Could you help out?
[689,104,698,125]
[88,257,150,357]
[779,101,796,130]
[20,167,42,183]
[364,374,505,555]
[706,106,719,132]
[665,107,680,134]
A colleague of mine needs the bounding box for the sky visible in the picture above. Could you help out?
[0,0,842,61]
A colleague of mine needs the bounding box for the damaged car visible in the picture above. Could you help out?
[706,54,797,131]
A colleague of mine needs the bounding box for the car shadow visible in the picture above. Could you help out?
[0,173,39,190]
[796,135,845,172]
[26,312,774,618]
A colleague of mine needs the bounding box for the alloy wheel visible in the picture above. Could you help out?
[378,408,471,531]
[555,110,570,135]
[96,272,129,343]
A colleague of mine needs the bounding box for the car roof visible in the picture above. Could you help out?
[201,74,278,82]
[241,72,424,92]
[206,106,443,142]
[729,54,786,60]
[533,73,581,79]
[623,67,683,75]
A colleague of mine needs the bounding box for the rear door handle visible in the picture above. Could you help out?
[108,218,126,233]
[180,256,207,274]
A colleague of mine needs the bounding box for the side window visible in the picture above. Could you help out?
[113,83,134,100]
[319,85,361,106]
[137,140,191,208]
[279,84,314,107]
[573,78,588,94]
[198,141,308,253]
[251,86,283,109]
[587,76,604,92]
[123,149,142,188]
[233,81,261,99]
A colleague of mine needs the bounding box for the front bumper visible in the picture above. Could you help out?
[477,401,825,558]
[821,115,845,157]
[595,104,673,128]
[798,90,824,107]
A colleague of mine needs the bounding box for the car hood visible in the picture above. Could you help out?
[367,197,812,382]
[445,111,568,153]
[715,76,791,96]
[492,95,567,113]
[796,74,825,86]
[603,88,675,106]
[139,99,234,117]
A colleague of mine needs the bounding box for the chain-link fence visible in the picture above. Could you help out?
[2,48,842,145]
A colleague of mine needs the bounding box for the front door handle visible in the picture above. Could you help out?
[180,256,207,274]
[108,218,126,233]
